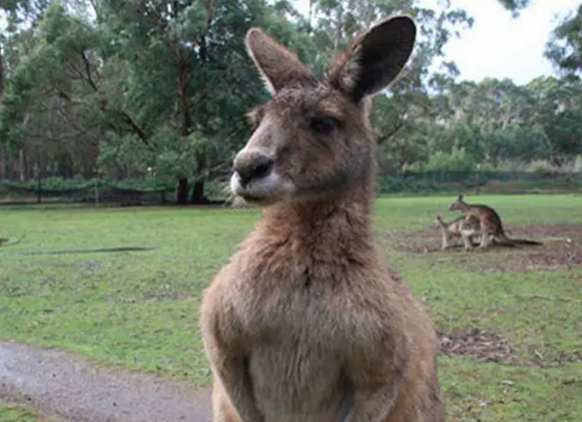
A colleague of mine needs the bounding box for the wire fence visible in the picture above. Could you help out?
[1,171,581,206]
[377,170,582,195]
[0,179,178,206]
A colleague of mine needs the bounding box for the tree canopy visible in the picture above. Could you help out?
[0,0,580,203]
[546,4,582,77]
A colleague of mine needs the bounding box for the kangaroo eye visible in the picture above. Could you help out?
[310,116,339,134]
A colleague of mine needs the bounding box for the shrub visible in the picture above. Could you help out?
[423,148,476,173]
[527,160,560,175]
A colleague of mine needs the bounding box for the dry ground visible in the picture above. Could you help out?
[385,223,582,273]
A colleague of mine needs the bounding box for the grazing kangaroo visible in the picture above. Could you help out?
[448,194,542,248]
[200,16,445,422]
[429,215,481,250]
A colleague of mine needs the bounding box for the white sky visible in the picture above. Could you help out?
[292,0,581,85]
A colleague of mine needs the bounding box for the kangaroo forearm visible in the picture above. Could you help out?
[348,381,403,422]
[223,382,264,422]
[214,358,264,422]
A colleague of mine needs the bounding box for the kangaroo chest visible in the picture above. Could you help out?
[235,267,356,421]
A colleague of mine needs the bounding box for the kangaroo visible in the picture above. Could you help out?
[429,215,481,250]
[448,194,542,248]
[199,16,445,422]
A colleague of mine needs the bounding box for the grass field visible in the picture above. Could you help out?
[0,402,43,422]
[0,194,581,421]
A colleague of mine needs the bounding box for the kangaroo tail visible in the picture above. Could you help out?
[493,232,517,247]
[495,232,542,246]
[491,238,517,247]
[510,239,543,246]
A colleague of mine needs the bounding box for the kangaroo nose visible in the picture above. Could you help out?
[233,152,274,187]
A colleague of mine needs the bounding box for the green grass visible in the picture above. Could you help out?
[0,403,43,422]
[0,194,581,421]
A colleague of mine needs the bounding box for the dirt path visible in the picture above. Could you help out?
[0,342,212,422]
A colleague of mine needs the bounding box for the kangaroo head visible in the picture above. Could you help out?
[429,215,445,230]
[448,194,467,212]
[230,16,416,206]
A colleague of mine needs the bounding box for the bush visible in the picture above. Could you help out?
[423,148,476,173]
[527,160,560,175]
[9,176,93,191]
[376,177,445,194]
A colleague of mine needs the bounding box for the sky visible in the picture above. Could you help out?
[292,0,581,85]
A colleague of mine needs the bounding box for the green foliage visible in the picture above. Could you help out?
[373,72,582,175]
[527,160,560,175]
[546,4,582,75]
[9,175,93,190]
[1,0,315,202]
[1,0,580,201]
[496,0,532,16]
[377,176,443,194]
[424,148,476,173]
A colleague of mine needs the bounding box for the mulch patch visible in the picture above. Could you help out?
[439,328,512,363]
[383,223,582,273]
[554,350,582,365]
[438,328,582,367]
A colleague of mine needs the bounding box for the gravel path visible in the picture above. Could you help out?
[0,342,212,422]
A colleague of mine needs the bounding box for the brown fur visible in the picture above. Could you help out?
[448,194,542,248]
[200,16,445,422]
[429,215,481,250]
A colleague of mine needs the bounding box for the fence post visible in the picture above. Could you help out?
[94,177,99,208]
[34,164,41,204]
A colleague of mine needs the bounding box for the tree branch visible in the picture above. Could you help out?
[81,50,99,91]
[376,120,408,145]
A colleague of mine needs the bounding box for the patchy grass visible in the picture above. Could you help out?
[0,194,581,421]
[0,402,44,422]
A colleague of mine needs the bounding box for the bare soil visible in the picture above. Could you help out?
[385,223,582,273]
[0,342,212,422]
[439,329,511,363]
[1,335,577,422]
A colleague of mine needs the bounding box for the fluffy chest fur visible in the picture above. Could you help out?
[238,278,347,419]
[205,228,405,421]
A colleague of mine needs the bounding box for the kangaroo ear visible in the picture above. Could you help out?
[328,15,416,102]
[458,194,464,201]
[245,28,314,96]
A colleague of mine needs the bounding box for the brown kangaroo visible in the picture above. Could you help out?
[199,16,445,422]
[429,215,481,250]
[448,194,542,248]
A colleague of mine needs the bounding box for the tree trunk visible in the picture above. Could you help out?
[36,166,42,204]
[175,178,189,205]
[19,149,29,182]
[0,39,4,98]
[190,179,208,204]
